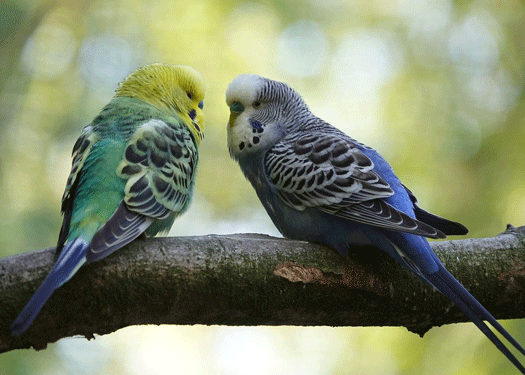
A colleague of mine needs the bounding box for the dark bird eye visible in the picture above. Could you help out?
[253,101,261,108]
[187,92,193,99]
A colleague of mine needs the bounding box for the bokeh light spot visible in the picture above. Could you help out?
[277,20,328,77]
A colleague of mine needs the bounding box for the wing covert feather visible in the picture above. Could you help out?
[57,126,99,255]
[265,134,445,239]
[265,134,392,209]
[117,119,198,219]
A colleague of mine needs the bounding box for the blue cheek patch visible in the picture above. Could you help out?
[249,119,263,131]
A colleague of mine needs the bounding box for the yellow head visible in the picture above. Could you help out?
[116,63,205,144]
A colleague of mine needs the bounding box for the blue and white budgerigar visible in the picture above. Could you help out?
[11,63,205,337]
[226,74,525,372]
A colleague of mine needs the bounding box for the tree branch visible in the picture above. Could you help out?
[1,225,525,353]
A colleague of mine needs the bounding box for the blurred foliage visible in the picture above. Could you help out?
[1,0,525,374]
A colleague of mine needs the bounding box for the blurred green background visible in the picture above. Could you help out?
[1,0,525,374]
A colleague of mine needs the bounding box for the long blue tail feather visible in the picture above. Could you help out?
[429,252,525,356]
[425,265,525,374]
[372,229,525,373]
[11,238,88,337]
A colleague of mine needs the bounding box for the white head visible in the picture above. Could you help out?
[226,74,309,160]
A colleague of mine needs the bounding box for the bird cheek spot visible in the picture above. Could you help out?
[239,142,245,151]
[253,136,260,144]
[249,119,263,131]
[188,109,197,120]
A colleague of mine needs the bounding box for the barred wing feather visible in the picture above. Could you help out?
[265,134,445,239]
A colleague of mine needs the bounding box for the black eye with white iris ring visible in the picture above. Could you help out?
[187,92,193,99]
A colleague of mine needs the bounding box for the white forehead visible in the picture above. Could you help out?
[226,74,265,105]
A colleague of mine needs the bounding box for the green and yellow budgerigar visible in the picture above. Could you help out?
[11,63,205,336]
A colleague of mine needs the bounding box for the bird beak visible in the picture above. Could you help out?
[229,111,239,128]
[228,102,244,128]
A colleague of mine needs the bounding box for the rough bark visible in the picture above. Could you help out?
[1,225,524,353]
